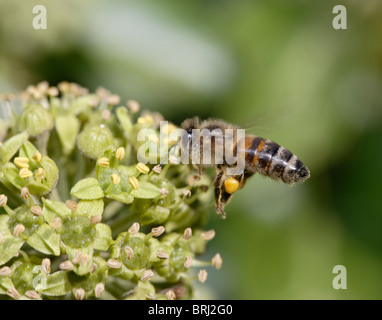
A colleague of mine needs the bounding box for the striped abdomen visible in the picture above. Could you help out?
[237,135,310,185]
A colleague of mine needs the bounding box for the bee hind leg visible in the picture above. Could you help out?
[214,168,255,218]
[214,168,233,219]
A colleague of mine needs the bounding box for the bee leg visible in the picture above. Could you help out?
[214,169,255,218]
[214,167,233,219]
[191,164,203,176]
[238,170,255,188]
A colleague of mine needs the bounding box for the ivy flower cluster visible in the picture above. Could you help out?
[0,82,221,300]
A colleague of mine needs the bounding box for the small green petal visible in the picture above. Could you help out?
[70,178,104,200]
[77,199,104,218]
[28,155,59,196]
[34,271,71,296]
[18,141,38,167]
[106,192,134,204]
[125,281,155,300]
[93,223,113,251]
[140,205,170,226]
[69,94,98,115]
[55,114,80,155]
[25,179,51,197]
[116,107,133,137]
[64,247,94,276]
[0,131,29,165]
[42,198,72,222]
[0,277,14,295]
[26,224,60,256]
[2,162,25,190]
[0,236,24,266]
[130,181,161,199]
[107,263,134,280]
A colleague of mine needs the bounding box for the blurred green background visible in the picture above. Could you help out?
[1,0,382,299]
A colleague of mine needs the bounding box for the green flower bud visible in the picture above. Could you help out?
[121,235,151,270]
[170,242,193,273]
[77,124,114,159]
[16,104,54,137]
[61,216,96,248]
[12,263,37,295]
[8,205,44,240]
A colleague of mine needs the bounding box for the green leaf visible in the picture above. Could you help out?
[26,224,60,256]
[77,199,104,218]
[118,165,138,177]
[2,162,25,189]
[106,192,134,204]
[93,223,113,251]
[55,114,80,155]
[42,198,72,222]
[34,271,71,296]
[70,178,104,200]
[0,131,29,165]
[131,181,161,199]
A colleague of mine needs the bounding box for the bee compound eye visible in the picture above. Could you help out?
[224,177,240,194]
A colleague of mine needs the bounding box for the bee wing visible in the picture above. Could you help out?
[237,106,293,136]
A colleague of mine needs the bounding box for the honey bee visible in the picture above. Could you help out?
[180,117,310,218]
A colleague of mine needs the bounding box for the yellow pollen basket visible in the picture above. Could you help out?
[224,177,240,194]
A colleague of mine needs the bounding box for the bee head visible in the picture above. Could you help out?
[181,117,200,136]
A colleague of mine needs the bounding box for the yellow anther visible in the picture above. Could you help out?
[111,173,121,185]
[97,157,110,167]
[115,147,125,161]
[19,168,33,179]
[136,162,150,174]
[35,167,45,183]
[14,157,29,169]
[32,152,42,164]
[129,177,139,190]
